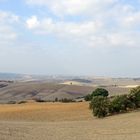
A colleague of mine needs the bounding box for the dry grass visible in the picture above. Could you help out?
[0,102,92,122]
[0,102,140,140]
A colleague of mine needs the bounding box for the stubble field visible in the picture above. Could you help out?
[0,102,140,140]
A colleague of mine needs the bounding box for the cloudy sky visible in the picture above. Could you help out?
[0,0,140,77]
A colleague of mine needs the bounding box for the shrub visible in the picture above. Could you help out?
[91,88,109,97]
[85,88,109,101]
[35,98,46,102]
[129,86,140,108]
[84,94,92,101]
[109,95,134,114]
[90,96,109,118]
[89,86,140,118]
[60,98,75,103]
[55,97,58,102]
[18,101,27,104]
[7,101,16,104]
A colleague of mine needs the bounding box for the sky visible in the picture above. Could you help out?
[0,0,140,77]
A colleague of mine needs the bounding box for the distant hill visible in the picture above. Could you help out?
[0,81,93,103]
[0,73,139,103]
[0,73,24,80]
[0,80,131,103]
[72,79,92,83]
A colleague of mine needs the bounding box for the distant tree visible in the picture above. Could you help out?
[60,98,75,103]
[55,97,58,102]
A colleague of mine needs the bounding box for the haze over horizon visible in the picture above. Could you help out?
[0,0,140,77]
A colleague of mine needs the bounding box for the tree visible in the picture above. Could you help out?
[129,86,140,108]
[109,95,133,114]
[84,94,92,101]
[84,88,109,101]
[90,96,109,118]
[55,97,58,102]
[91,88,109,97]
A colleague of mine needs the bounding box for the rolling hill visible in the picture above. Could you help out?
[0,81,131,103]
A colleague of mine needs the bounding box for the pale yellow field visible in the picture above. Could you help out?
[0,102,93,122]
[0,102,140,140]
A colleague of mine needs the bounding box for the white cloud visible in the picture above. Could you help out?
[0,11,19,23]
[26,16,40,29]
[0,26,17,40]
[120,12,140,28]
[25,13,140,48]
[25,0,140,49]
[26,0,118,16]
[0,11,18,45]
[26,16,103,39]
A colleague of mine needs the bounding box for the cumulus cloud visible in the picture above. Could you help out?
[25,0,140,48]
[26,16,40,29]
[0,11,19,45]
[26,16,103,36]
[120,12,140,28]
[0,11,19,23]
[26,0,118,16]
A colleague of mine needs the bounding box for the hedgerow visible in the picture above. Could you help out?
[90,86,140,118]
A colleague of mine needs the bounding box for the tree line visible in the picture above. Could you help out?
[85,87,140,118]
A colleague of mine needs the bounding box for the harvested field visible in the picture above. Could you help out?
[0,81,131,103]
[0,102,92,122]
[0,102,140,140]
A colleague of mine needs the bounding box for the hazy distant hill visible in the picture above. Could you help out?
[0,73,24,80]
[0,80,131,103]
[0,72,140,85]
[0,73,140,103]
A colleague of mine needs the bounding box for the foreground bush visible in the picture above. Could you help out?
[128,86,140,108]
[90,86,140,118]
[109,95,134,114]
[84,88,109,101]
[92,88,109,97]
[84,94,92,101]
[90,96,109,118]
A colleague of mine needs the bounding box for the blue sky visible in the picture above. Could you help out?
[0,0,140,77]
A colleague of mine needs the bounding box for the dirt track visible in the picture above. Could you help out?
[0,102,140,140]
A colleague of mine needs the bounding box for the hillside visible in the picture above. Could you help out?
[0,74,139,103]
[0,81,92,103]
[0,81,131,103]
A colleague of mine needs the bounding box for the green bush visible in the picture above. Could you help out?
[92,88,109,97]
[84,94,92,101]
[89,86,140,118]
[84,88,109,101]
[18,101,27,104]
[109,95,134,114]
[35,98,46,102]
[55,97,58,102]
[60,98,75,103]
[90,96,109,118]
[129,86,140,108]
[7,101,16,104]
